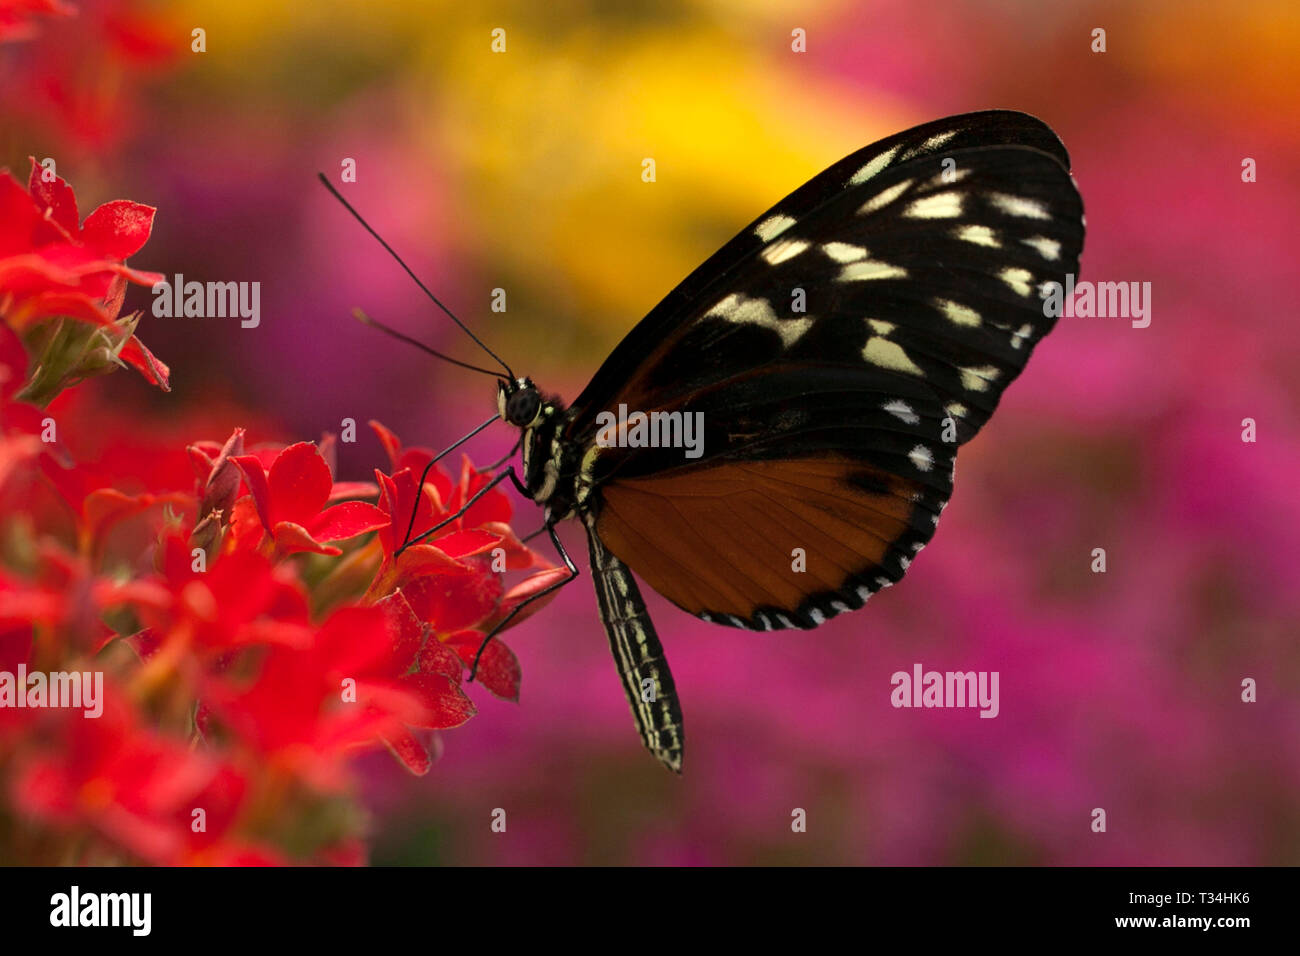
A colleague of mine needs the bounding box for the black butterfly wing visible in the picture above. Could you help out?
[570,109,1080,438]
[566,111,1085,631]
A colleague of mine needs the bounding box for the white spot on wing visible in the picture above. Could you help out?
[760,238,810,265]
[959,365,1001,392]
[754,214,796,241]
[926,167,969,188]
[934,298,981,327]
[821,241,868,263]
[857,178,913,215]
[1021,236,1062,260]
[882,399,919,424]
[847,146,898,186]
[899,129,960,162]
[989,192,1051,220]
[863,337,923,376]
[1010,323,1034,350]
[904,192,963,219]
[706,293,813,348]
[953,224,1000,248]
[919,129,958,152]
[867,319,896,335]
[999,267,1034,297]
[908,444,934,472]
[838,260,908,282]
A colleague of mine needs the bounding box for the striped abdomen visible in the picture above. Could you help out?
[584,515,685,773]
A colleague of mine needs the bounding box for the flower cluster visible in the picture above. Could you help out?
[0,163,555,864]
[1,0,179,150]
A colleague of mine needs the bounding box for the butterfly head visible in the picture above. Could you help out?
[498,377,544,428]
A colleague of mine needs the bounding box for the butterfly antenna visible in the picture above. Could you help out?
[351,309,503,377]
[317,172,516,380]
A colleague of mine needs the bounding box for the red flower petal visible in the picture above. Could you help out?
[368,421,452,507]
[80,199,156,260]
[379,726,433,776]
[402,564,499,632]
[478,521,544,570]
[119,334,171,390]
[401,670,477,729]
[0,172,41,257]
[227,495,266,551]
[415,631,464,683]
[122,627,162,661]
[373,591,428,664]
[309,500,388,542]
[231,456,272,533]
[444,629,521,702]
[369,420,404,472]
[491,566,570,633]
[430,528,502,560]
[326,480,379,502]
[266,442,332,527]
[0,322,28,399]
[186,441,223,480]
[26,156,78,235]
[271,521,342,556]
[454,455,513,527]
[82,488,184,549]
[315,604,409,676]
[12,289,113,326]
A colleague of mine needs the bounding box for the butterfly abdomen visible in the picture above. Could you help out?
[585,514,685,773]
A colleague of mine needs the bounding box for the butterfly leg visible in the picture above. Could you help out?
[397,464,530,557]
[397,414,501,552]
[467,521,579,681]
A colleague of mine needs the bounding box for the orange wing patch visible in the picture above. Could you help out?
[595,457,931,629]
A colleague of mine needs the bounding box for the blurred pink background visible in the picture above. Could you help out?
[4,0,1297,863]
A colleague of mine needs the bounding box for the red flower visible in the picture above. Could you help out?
[0,544,122,655]
[363,423,567,701]
[37,453,191,556]
[0,322,45,493]
[122,531,313,657]
[203,604,437,787]
[9,686,224,864]
[232,442,388,557]
[371,419,514,530]
[371,591,477,774]
[0,619,35,741]
[0,159,167,394]
[0,1,182,147]
[0,1,73,44]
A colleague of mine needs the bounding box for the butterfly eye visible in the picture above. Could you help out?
[505,387,541,427]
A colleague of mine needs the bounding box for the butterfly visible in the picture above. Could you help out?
[322,109,1085,773]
